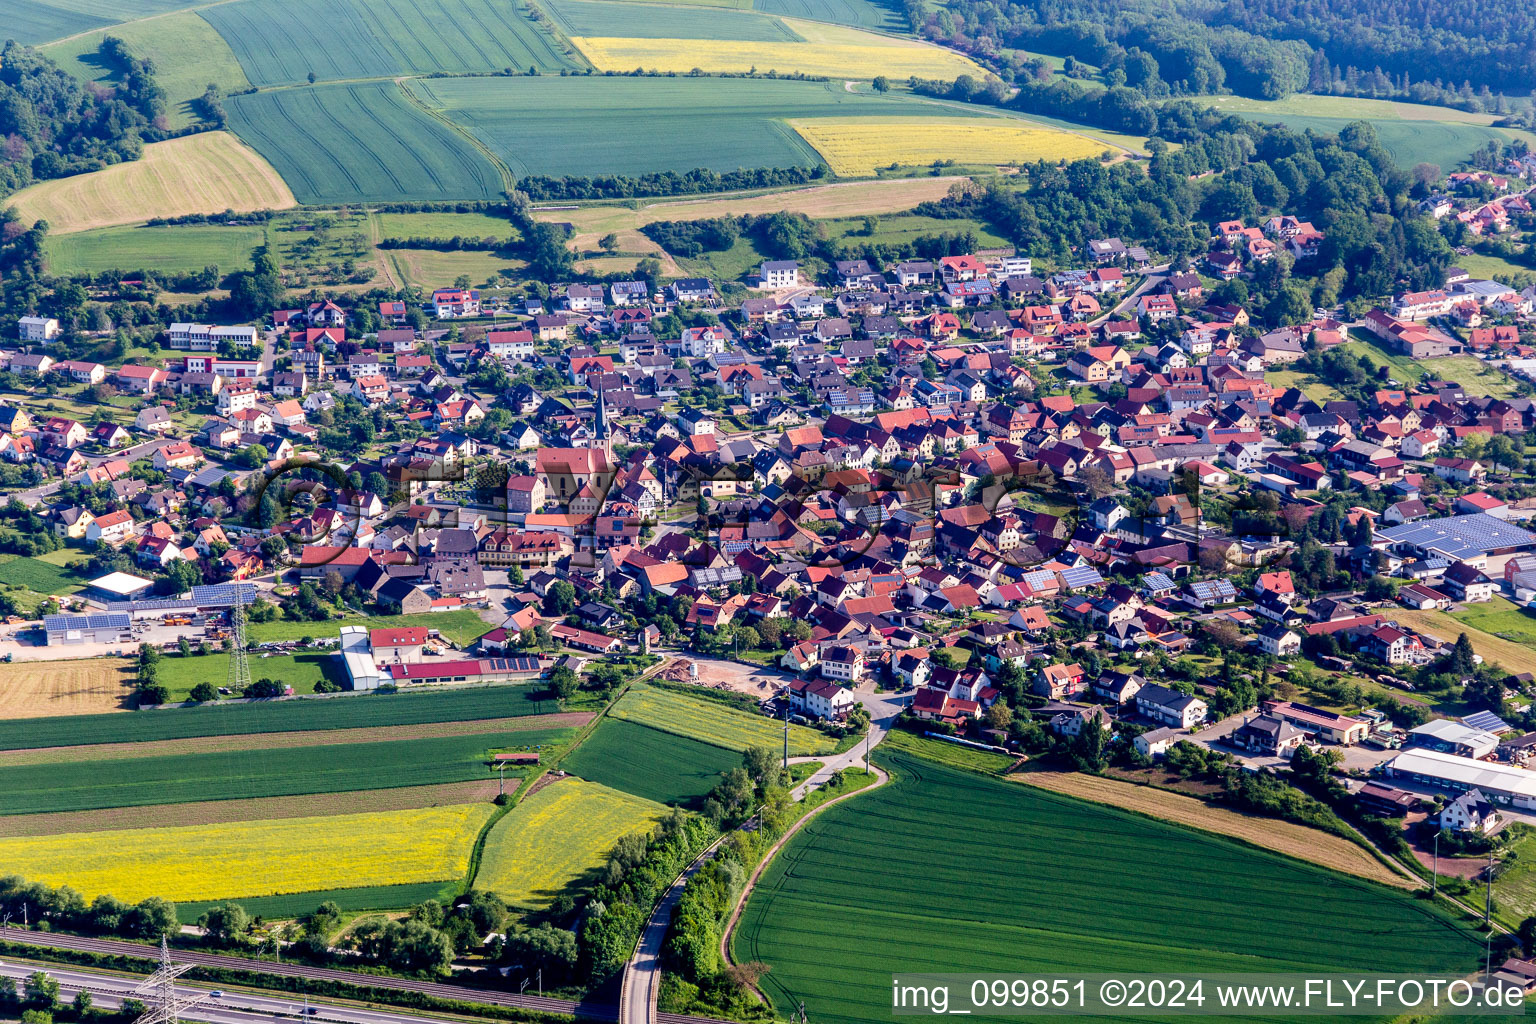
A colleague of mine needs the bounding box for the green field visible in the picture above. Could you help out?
[384,248,526,290]
[0,728,569,816]
[1227,111,1503,171]
[0,686,561,751]
[541,0,802,39]
[880,727,1014,773]
[1445,596,1536,645]
[610,685,834,755]
[823,211,1008,249]
[0,557,84,595]
[374,210,518,239]
[45,224,265,277]
[247,609,493,646]
[175,880,457,925]
[734,752,1484,1024]
[414,76,945,179]
[8,0,197,45]
[1455,251,1536,283]
[753,0,905,30]
[41,11,251,128]
[561,718,739,807]
[202,0,578,87]
[156,652,349,702]
[225,82,504,205]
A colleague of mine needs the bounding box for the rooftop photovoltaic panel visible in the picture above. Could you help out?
[44,613,130,632]
[1059,566,1104,588]
[1462,710,1511,734]
[191,583,257,607]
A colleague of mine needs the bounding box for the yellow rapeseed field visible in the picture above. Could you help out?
[0,804,494,903]
[478,779,668,908]
[5,131,295,234]
[611,686,834,755]
[789,116,1109,175]
[571,18,983,80]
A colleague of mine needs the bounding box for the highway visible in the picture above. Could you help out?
[0,928,605,1021]
[0,958,516,1024]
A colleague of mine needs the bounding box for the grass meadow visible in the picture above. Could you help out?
[44,224,266,277]
[41,10,250,128]
[734,752,1484,1024]
[225,83,504,205]
[478,778,669,907]
[610,685,834,755]
[155,651,348,702]
[0,803,494,903]
[561,718,739,806]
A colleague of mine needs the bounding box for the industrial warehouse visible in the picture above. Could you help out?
[339,625,547,690]
[1385,747,1536,809]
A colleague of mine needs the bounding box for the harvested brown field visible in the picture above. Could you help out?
[0,711,592,767]
[1014,771,1411,888]
[0,779,507,838]
[535,176,965,240]
[0,658,134,719]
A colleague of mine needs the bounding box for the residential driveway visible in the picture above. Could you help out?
[791,684,907,798]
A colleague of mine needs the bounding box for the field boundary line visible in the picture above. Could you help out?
[718,764,888,1007]
[43,0,249,47]
[1015,770,1426,890]
[394,78,517,196]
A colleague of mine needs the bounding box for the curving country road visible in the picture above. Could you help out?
[618,684,908,1024]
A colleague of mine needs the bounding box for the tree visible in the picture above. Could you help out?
[742,745,782,790]
[548,665,578,701]
[503,922,578,981]
[1363,575,1398,601]
[546,580,577,616]
[189,682,218,703]
[1451,632,1478,675]
[985,701,1014,730]
[70,990,91,1016]
[197,902,250,945]
[244,678,285,699]
[23,974,57,1010]
[872,75,890,92]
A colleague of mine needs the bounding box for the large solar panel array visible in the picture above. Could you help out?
[1379,513,1536,560]
[44,613,131,633]
[106,598,196,614]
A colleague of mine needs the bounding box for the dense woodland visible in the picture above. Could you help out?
[0,40,166,201]
[918,0,1536,103]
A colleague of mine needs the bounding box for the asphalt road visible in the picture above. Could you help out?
[0,928,604,1021]
[619,683,907,1024]
[0,959,499,1024]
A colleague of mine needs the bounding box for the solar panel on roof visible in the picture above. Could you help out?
[1463,710,1511,734]
[1060,566,1104,588]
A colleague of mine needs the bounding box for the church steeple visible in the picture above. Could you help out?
[596,387,611,464]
